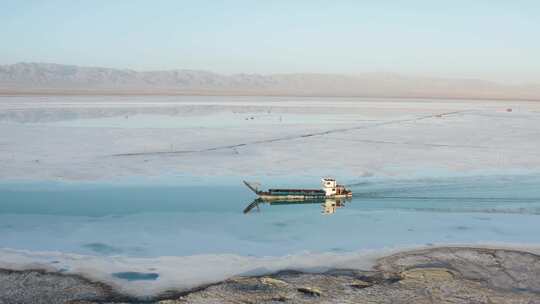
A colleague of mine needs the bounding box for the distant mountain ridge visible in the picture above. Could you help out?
[1,62,539,100]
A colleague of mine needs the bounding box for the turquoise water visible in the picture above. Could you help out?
[1,174,540,257]
[112,272,159,281]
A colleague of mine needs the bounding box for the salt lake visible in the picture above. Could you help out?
[1,95,539,295]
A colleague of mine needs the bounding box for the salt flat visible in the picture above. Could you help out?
[1,96,539,181]
[1,95,540,297]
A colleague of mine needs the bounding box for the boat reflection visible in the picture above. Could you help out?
[321,198,347,215]
[243,198,351,215]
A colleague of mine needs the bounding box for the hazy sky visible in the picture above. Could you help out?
[1,1,539,83]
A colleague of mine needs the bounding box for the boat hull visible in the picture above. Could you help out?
[259,193,352,201]
[243,180,353,202]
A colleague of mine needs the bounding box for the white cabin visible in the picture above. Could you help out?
[321,178,337,196]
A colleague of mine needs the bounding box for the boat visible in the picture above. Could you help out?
[243,177,352,201]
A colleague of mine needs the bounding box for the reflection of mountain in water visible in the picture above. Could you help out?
[243,198,351,215]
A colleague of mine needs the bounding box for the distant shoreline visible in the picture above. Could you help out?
[1,89,539,102]
[3,63,540,102]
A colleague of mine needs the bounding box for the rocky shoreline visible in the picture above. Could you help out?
[2,246,540,304]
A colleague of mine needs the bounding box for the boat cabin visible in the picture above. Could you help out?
[321,177,349,197]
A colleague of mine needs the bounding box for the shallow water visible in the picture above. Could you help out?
[112,272,159,281]
[30,113,369,128]
[1,175,539,258]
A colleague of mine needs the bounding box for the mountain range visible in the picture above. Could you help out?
[1,62,539,100]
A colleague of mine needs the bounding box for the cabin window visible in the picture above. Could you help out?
[332,188,335,191]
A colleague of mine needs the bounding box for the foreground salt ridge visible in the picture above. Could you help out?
[4,245,540,303]
[0,247,387,296]
[2,243,540,297]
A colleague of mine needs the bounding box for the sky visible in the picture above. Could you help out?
[1,0,539,83]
